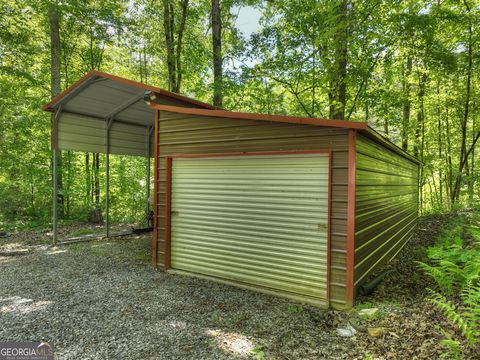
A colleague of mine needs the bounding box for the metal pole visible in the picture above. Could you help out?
[105,117,113,238]
[146,126,153,223]
[53,149,58,244]
[52,106,62,245]
[106,150,110,238]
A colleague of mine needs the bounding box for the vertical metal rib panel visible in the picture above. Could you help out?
[157,109,350,307]
[170,153,330,305]
[354,135,419,287]
[57,112,154,157]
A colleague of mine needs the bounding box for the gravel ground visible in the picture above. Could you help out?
[0,217,470,359]
[0,235,349,359]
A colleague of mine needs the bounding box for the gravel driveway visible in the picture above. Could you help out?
[0,217,467,359]
[0,235,349,359]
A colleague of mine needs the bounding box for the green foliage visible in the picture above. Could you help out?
[286,304,303,314]
[355,301,378,310]
[429,286,480,347]
[1,0,480,225]
[418,211,480,355]
[439,333,462,360]
[251,346,265,360]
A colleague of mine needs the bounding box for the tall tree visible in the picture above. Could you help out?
[49,2,64,218]
[211,0,222,107]
[163,0,189,93]
[328,0,348,120]
[49,5,61,97]
[451,0,478,203]
[401,56,412,151]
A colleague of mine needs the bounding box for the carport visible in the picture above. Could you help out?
[44,71,419,309]
[43,70,215,242]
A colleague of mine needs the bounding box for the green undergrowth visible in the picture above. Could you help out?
[0,219,49,232]
[417,209,480,358]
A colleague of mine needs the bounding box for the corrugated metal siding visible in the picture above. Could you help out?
[354,134,419,288]
[55,82,205,156]
[57,112,154,156]
[170,154,330,306]
[63,80,152,126]
[156,110,350,308]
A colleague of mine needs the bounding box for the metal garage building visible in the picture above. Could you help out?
[44,71,420,309]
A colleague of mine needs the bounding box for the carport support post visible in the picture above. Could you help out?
[146,125,153,223]
[52,106,62,245]
[53,149,58,244]
[105,117,113,238]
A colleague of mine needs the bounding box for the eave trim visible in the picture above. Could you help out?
[150,104,369,130]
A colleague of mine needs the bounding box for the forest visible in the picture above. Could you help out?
[1,0,479,227]
[1,1,480,358]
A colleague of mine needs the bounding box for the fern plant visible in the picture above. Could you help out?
[417,260,464,293]
[428,289,479,347]
[460,282,480,345]
[418,211,480,356]
[439,334,462,360]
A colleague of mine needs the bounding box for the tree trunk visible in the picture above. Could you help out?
[445,109,453,208]
[401,56,412,151]
[311,36,317,117]
[465,160,470,201]
[452,130,480,203]
[470,116,476,202]
[212,0,222,107]
[175,0,188,93]
[364,78,369,121]
[420,77,426,213]
[414,73,427,159]
[163,0,189,93]
[138,49,144,83]
[452,5,473,203]
[163,0,176,91]
[49,3,64,219]
[142,46,148,83]
[436,80,443,207]
[437,85,443,208]
[49,6,61,97]
[328,0,348,120]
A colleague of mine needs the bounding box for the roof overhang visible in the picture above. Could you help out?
[42,71,216,157]
[150,104,421,165]
[43,70,216,115]
[149,104,369,129]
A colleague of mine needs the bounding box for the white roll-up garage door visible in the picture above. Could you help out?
[169,153,330,305]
